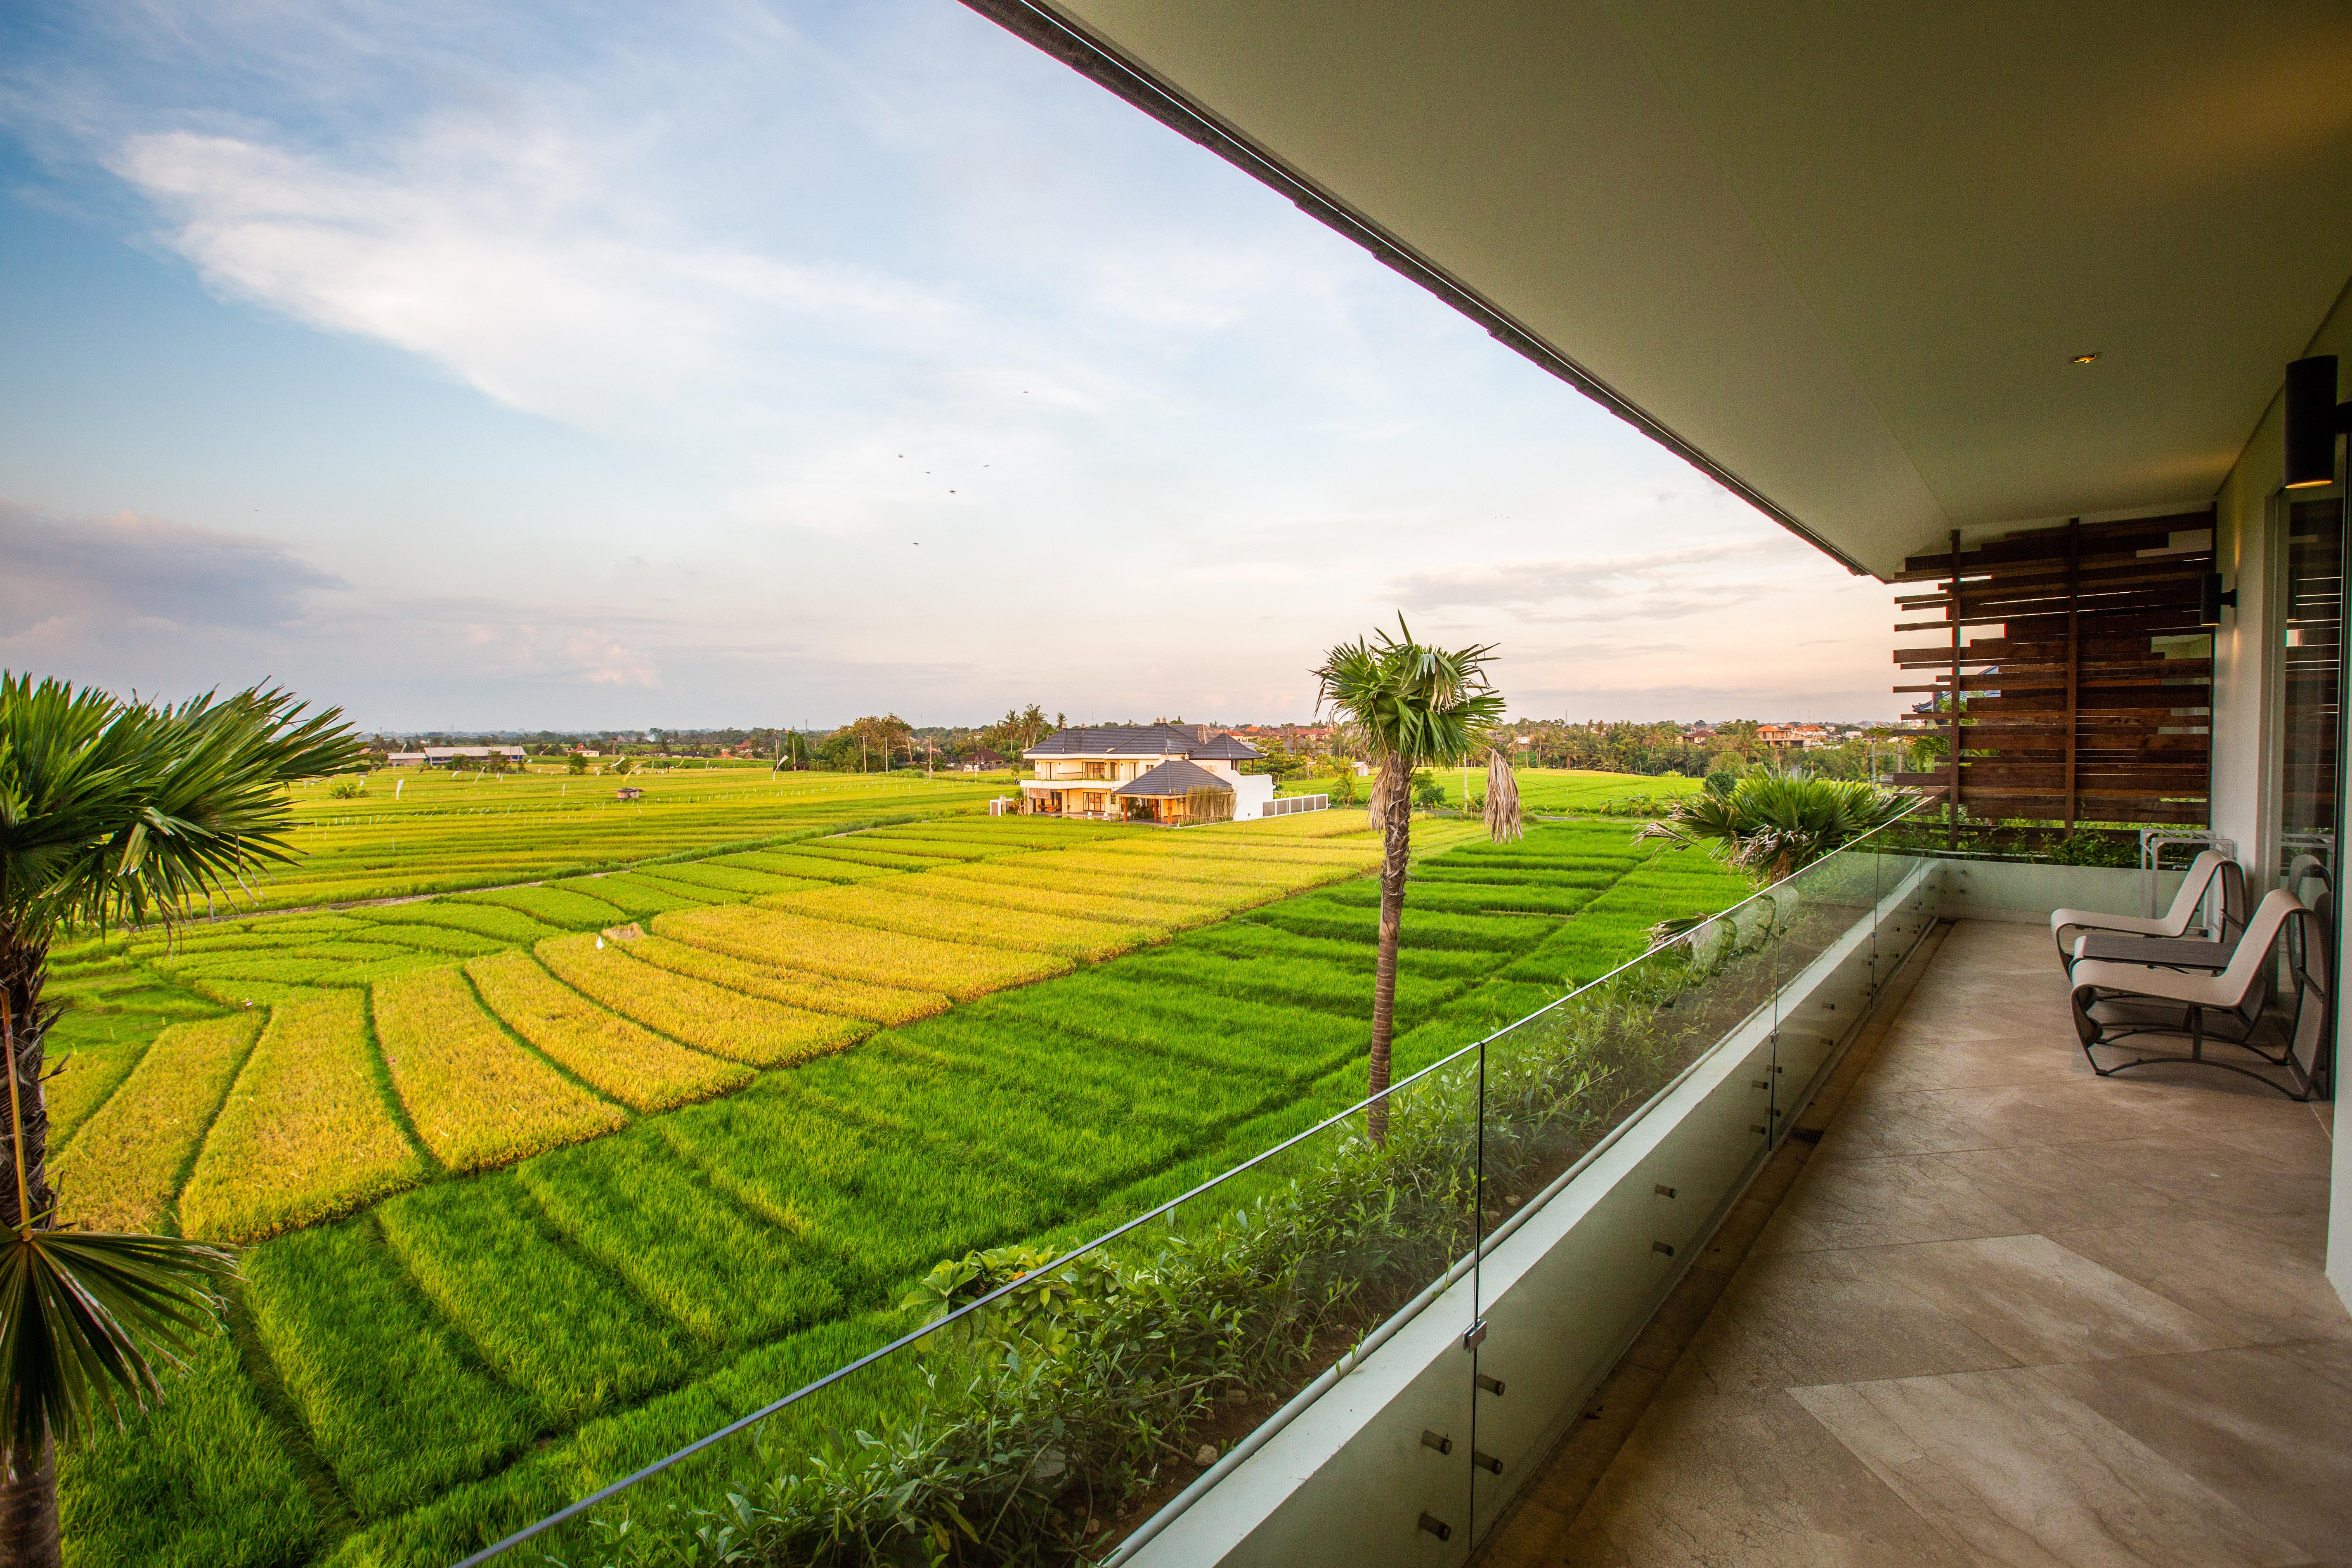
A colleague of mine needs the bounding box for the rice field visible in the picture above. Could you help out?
[47,788,1755,1566]
[1385,765,1711,814]
[175,990,426,1242]
[371,966,626,1172]
[183,766,1010,913]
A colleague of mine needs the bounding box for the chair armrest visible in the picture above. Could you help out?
[2052,908,2175,938]
[2071,958,2234,1006]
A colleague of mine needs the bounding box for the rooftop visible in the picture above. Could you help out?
[1025,724,1263,760]
[1114,757,1234,797]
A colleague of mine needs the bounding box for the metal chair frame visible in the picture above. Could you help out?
[2069,894,2331,1102]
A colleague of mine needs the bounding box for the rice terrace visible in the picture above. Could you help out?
[37,761,1747,1566]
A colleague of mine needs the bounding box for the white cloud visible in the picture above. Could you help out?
[0,0,1903,727]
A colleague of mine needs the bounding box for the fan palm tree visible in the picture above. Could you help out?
[1312,619,1506,1142]
[1636,764,1915,885]
[0,674,364,1566]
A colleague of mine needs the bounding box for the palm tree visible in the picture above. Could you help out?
[1482,747,1522,843]
[0,674,364,1566]
[1636,764,1914,885]
[1312,619,1505,1142]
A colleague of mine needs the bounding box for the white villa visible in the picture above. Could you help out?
[1020,724,1277,824]
[385,746,527,767]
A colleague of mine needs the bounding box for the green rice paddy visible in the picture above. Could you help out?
[46,782,1751,1567]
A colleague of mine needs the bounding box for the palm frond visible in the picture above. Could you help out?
[1634,765,1916,885]
[0,1227,237,1467]
[0,674,366,942]
[1310,616,1508,773]
[1482,748,1523,843]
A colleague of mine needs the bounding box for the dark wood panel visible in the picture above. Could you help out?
[1895,509,2213,833]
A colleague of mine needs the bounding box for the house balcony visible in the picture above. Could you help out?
[1474,913,2348,1568]
[1109,851,2348,1568]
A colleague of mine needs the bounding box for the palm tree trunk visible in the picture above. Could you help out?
[0,920,55,1234]
[1367,759,1410,1145]
[0,921,58,1568]
[0,1436,59,1568]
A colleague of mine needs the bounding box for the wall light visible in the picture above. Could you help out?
[2284,355,2349,488]
[2201,572,2237,627]
[2069,352,2100,364]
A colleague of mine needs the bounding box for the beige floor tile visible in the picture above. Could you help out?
[1827,1078,2170,1159]
[1927,1142,2184,1233]
[1821,1233,2245,1365]
[1560,1386,1977,1568]
[1793,1369,2312,1567]
[2104,1083,2336,1168]
[1681,1249,2019,1391]
[2063,1134,2336,1220]
[2049,1212,2352,1346]
[1754,1149,2035,1254]
[2034,1343,2352,1566]
[1866,1033,2086,1093]
[1939,1078,2180,1147]
[1820,1086,2010,1158]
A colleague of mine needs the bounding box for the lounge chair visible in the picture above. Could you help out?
[2066,856,2248,974]
[2050,849,2237,963]
[2067,889,2330,1100]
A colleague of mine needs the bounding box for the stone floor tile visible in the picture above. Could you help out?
[1680,1249,2019,1391]
[1754,1148,2034,1254]
[2048,1211,2352,1346]
[1794,1368,2314,1568]
[1823,1233,2245,1366]
[1927,1142,2183,1234]
[2033,1343,2352,1566]
[1559,1387,1977,1568]
[2063,1134,2336,1220]
[1818,1086,2007,1159]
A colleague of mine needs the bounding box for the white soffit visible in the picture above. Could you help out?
[1035,1,2352,579]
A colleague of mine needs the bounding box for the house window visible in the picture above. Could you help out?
[2280,490,2345,882]
[1085,761,1106,780]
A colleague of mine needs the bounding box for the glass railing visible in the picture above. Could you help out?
[455,799,1941,1568]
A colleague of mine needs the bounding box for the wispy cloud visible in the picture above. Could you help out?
[0,0,1901,727]
[0,500,345,637]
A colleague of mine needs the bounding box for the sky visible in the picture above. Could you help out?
[0,0,1900,733]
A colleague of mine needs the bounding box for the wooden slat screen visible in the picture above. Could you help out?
[1890,509,2215,829]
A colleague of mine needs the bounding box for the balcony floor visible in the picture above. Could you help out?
[1516,918,2350,1568]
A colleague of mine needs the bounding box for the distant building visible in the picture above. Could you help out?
[1021,724,1275,823]
[615,786,644,801]
[418,746,526,767]
[387,751,427,766]
[958,746,1008,772]
[1755,724,1834,750]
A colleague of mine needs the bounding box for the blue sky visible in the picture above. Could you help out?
[0,0,1895,731]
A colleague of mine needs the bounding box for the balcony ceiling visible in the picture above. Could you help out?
[1022,2,2352,578]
